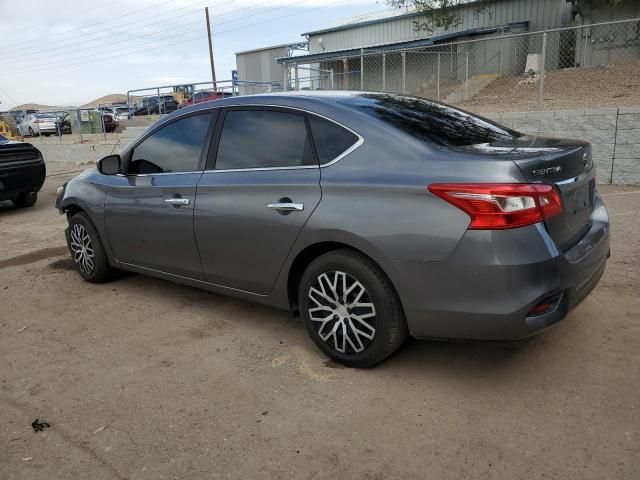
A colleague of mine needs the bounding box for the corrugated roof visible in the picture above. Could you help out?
[278,22,528,65]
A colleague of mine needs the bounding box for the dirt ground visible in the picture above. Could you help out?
[1,163,639,480]
[457,60,640,113]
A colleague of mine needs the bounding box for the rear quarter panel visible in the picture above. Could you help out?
[303,110,527,262]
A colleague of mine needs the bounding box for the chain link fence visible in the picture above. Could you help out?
[283,18,640,111]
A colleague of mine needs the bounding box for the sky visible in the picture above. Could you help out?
[0,0,390,109]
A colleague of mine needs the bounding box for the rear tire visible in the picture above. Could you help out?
[12,191,37,208]
[298,249,408,368]
[67,212,115,283]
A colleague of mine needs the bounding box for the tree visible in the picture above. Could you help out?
[386,0,633,30]
[385,1,487,30]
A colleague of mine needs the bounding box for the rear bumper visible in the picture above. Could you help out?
[384,195,610,340]
[0,161,46,201]
[36,125,57,134]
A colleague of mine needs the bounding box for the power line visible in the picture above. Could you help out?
[2,0,297,66]
[0,86,20,107]
[1,0,212,62]
[3,0,185,49]
[1,0,314,69]
[4,30,207,76]
[215,0,351,35]
[3,33,207,77]
[4,0,353,76]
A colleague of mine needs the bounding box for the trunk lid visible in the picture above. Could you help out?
[459,135,596,251]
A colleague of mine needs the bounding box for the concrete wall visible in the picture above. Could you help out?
[39,109,640,185]
[483,107,640,185]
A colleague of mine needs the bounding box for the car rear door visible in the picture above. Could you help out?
[194,106,321,294]
[104,111,217,280]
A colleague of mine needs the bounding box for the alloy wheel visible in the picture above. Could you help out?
[69,223,95,275]
[307,270,377,354]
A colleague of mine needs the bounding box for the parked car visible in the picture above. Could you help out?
[133,96,178,115]
[55,112,72,134]
[112,106,131,122]
[0,136,46,207]
[177,91,232,109]
[55,93,610,367]
[100,111,117,132]
[18,113,58,136]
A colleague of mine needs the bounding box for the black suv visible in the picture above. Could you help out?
[133,96,179,116]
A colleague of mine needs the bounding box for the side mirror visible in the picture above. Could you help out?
[97,154,121,175]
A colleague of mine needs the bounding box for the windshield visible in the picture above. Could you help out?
[345,93,519,147]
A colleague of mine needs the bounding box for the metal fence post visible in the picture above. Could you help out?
[360,49,364,91]
[437,52,441,101]
[401,51,406,94]
[464,51,469,100]
[127,92,132,127]
[157,88,161,115]
[76,109,83,143]
[343,58,348,90]
[99,110,107,140]
[539,32,547,110]
[582,25,589,67]
[283,65,288,91]
[294,64,299,91]
[499,29,504,77]
[330,69,334,89]
[382,54,386,91]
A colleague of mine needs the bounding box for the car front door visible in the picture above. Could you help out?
[104,111,217,280]
[194,107,321,294]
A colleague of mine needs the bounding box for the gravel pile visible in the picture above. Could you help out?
[456,60,640,113]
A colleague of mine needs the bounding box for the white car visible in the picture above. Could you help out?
[113,106,131,122]
[19,113,58,136]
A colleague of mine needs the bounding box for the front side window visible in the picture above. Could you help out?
[215,110,315,170]
[129,113,213,174]
[308,115,359,164]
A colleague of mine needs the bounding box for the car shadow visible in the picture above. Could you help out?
[109,272,548,378]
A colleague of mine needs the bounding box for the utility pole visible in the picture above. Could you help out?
[205,7,217,91]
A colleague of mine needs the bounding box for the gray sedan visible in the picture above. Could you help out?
[55,92,610,367]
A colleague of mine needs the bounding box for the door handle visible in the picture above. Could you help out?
[267,202,304,212]
[164,198,190,206]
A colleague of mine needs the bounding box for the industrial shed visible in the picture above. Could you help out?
[236,0,640,97]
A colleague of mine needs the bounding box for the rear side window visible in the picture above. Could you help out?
[215,110,315,170]
[347,94,518,147]
[129,113,213,174]
[308,115,359,164]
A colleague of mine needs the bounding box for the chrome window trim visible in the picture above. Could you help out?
[116,171,203,178]
[203,106,364,174]
[120,103,365,176]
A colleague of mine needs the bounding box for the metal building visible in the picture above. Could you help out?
[235,44,288,94]
[236,0,640,94]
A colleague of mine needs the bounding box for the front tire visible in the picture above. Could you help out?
[67,212,115,283]
[28,127,35,136]
[299,249,408,368]
[12,191,37,208]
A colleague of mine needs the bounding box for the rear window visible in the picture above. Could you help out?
[346,94,518,147]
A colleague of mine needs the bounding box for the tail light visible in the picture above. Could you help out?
[428,183,563,229]
[527,292,563,317]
